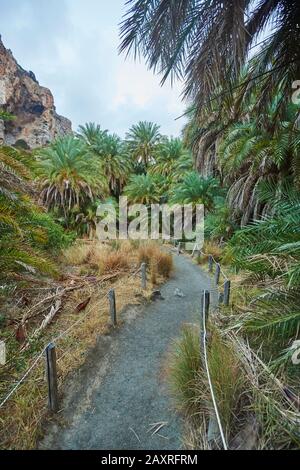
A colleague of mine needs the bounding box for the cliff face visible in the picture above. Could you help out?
[0,36,72,148]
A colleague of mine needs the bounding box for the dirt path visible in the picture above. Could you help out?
[40,254,217,450]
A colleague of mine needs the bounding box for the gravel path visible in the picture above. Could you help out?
[40,253,217,450]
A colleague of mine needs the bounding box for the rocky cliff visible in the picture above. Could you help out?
[0,36,72,148]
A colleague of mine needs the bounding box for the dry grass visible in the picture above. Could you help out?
[63,243,92,265]
[98,250,129,274]
[138,242,173,278]
[0,239,172,450]
[197,241,224,265]
[168,324,246,448]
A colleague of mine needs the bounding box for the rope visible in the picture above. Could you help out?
[0,266,144,409]
[202,290,228,450]
[0,348,45,409]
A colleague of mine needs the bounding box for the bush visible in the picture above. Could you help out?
[30,212,76,251]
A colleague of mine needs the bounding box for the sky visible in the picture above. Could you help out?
[0,0,186,137]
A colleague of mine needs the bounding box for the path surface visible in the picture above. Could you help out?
[40,254,216,450]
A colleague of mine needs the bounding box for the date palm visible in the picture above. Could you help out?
[124,174,160,205]
[120,0,300,118]
[126,121,161,168]
[90,132,132,197]
[170,172,221,212]
[36,136,107,223]
[78,122,108,146]
[150,137,192,180]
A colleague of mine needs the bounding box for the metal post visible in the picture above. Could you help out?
[108,289,117,326]
[45,343,59,413]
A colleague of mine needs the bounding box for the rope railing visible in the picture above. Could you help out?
[0,265,145,412]
[175,241,232,448]
[201,290,228,450]
[175,241,232,306]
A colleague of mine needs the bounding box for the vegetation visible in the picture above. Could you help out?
[120,0,300,450]
[1,0,300,451]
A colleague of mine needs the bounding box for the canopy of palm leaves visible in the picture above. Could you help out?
[120,0,300,119]
[0,145,70,286]
[226,181,300,367]
[77,122,108,146]
[125,121,161,168]
[149,137,193,180]
[36,136,108,222]
[170,171,221,211]
[124,174,161,205]
[88,131,133,196]
[218,99,300,225]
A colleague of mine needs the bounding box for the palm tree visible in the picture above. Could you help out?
[124,174,160,205]
[90,133,132,197]
[78,122,108,146]
[218,100,300,225]
[120,1,300,118]
[227,182,300,363]
[125,121,161,168]
[170,172,221,212]
[36,136,108,223]
[150,137,193,180]
[0,145,61,282]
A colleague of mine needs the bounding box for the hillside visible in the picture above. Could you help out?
[0,36,72,148]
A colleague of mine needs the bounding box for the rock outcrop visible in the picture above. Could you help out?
[0,36,72,148]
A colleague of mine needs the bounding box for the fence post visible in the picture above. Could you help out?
[177,242,181,256]
[208,255,213,273]
[224,280,231,306]
[219,292,224,304]
[200,290,210,364]
[215,263,221,285]
[141,263,147,290]
[199,292,221,447]
[108,289,117,326]
[45,343,59,413]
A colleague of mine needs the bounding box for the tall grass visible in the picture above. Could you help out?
[138,242,173,278]
[168,325,245,446]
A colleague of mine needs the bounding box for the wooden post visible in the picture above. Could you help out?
[45,343,59,413]
[200,290,210,362]
[199,291,221,447]
[203,290,210,322]
[215,263,221,285]
[219,292,224,304]
[177,242,181,256]
[108,289,117,326]
[141,263,147,290]
[0,340,6,365]
[208,255,213,273]
[224,280,231,306]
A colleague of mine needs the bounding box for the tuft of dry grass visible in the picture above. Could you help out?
[168,324,246,447]
[98,250,129,274]
[156,252,173,278]
[197,241,224,265]
[63,243,92,265]
[138,242,173,279]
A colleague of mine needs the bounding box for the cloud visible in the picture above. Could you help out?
[0,0,186,137]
